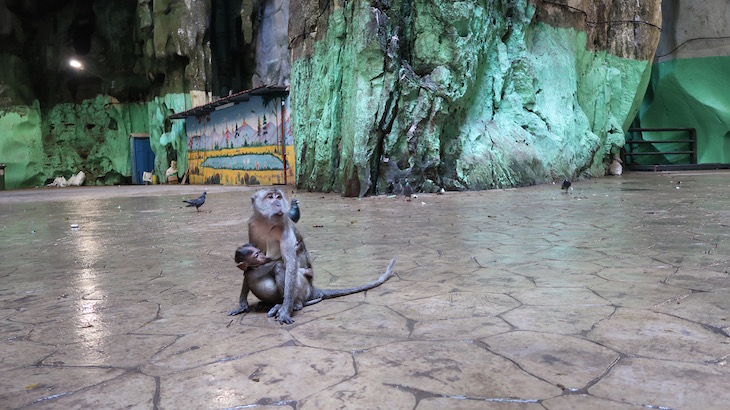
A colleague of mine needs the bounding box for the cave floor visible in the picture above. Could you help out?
[1,171,730,409]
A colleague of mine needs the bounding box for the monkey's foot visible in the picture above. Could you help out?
[267,304,295,324]
[228,305,249,316]
[277,313,295,324]
[267,304,282,317]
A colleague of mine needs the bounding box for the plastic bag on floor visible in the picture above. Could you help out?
[47,176,67,187]
[609,158,623,176]
[165,161,178,178]
[68,171,86,186]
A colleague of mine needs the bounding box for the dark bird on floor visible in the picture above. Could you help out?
[561,178,571,192]
[289,199,300,223]
[403,178,413,198]
[183,191,207,211]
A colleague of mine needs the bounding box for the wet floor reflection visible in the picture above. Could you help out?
[1,176,730,408]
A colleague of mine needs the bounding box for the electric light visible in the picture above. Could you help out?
[69,59,83,69]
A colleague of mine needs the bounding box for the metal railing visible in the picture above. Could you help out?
[623,127,697,170]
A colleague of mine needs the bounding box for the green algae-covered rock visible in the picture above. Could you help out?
[0,103,45,188]
[290,0,662,195]
[0,0,210,187]
[0,94,190,188]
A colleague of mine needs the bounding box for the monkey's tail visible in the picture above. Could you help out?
[307,258,396,304]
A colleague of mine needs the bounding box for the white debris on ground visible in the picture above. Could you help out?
[47,171,85,187]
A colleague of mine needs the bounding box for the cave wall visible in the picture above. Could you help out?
[0,0,666,191]
[0,94,190,188]
[0,0,265,189]
[635,0,730,164]
[289,0,662,195]
[252,0,290,87]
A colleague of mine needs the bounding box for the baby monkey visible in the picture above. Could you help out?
[231,243,314,316]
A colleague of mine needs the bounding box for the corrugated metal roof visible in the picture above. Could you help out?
[167,85,289,120]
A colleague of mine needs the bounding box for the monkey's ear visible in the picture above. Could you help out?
[237,262,248,271]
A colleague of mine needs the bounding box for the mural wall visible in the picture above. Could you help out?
[185,96,294,186]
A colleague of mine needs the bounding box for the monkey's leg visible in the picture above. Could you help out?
[268,294,318,317]
[228,276,250,316]
[267,299,305,318]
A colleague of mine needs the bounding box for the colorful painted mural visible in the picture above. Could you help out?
[185,95,294,185]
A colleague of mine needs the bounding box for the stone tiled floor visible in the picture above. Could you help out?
[1,171,729,409]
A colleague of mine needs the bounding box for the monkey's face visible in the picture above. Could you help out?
[248,248,268,266]
[235,244,268,270]
[252,188,290,220]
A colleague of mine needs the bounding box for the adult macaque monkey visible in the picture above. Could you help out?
[246,188,311,324]
[239,188,397,324]
[231,243,397,320]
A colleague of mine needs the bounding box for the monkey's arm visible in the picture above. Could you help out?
[274,232,299,324]
[228,275,250,316]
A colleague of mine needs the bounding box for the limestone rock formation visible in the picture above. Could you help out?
[0,0,665,191]
[253,0,291,87]
[0,0,261,188]
[289,0,662,196]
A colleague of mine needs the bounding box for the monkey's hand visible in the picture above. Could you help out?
[228,302,250,316]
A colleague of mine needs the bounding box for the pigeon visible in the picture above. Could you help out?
[403,178,413,198]
[289,199,300,223]
[183,191,206,211]
[561,178,571,192]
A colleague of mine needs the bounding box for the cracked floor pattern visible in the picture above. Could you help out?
[1,171,729,409]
